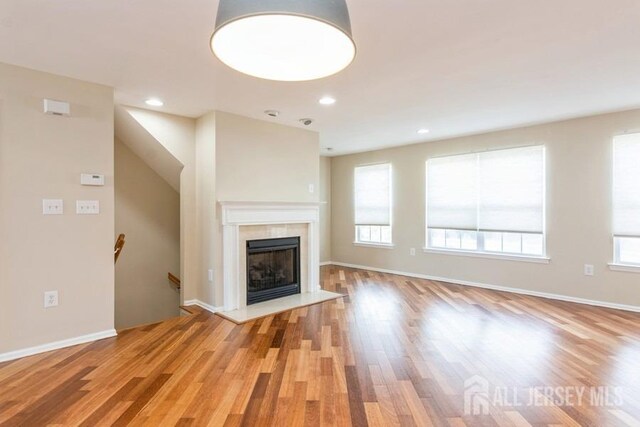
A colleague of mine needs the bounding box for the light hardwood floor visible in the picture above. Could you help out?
[1,266,640,426]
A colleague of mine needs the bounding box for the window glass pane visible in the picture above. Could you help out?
[502,232,522,253]
[522,234,544,255]
[370,226,382,243]
[445,230,461,249]
[381,226,392,244]
[429,229,446,248]
[619,237,640,265]
[484,232,502,252]
[358,226,370,242]
[461,231,478,250]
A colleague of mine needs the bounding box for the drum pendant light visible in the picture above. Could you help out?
[211,0,356,81]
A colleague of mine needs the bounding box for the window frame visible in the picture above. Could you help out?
[424,146,548,262]
[611,134,640,271]
[353,162,394,247]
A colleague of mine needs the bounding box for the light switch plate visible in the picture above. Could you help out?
[43,199,63,215]
[76,200,99,215]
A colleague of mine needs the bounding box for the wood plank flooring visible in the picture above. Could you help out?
[1,265,640,426]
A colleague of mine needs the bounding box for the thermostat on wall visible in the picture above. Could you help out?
[81,173,105,186]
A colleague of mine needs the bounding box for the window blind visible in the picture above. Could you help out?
[426,153,478,230]
[354,163,391,226]
[426,145,544,234]
[613,133,640,237]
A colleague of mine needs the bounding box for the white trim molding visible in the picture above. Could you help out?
[608,263,640,273]
[353,242,396,249]
[423,247,550,264]
[183,299,224,314]
[219,201,321,312]
[327,261,640,313]
[0,329,117,363]
[319,261,333,266]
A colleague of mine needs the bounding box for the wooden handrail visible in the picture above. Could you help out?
[114,234,125,263]
[168,272,181,289]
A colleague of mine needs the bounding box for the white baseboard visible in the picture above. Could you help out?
[328,261,640,313]
[319,261,333,266]
[183,299,223,314]
[0,329,117,364]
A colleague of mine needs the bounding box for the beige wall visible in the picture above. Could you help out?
[195,112,217,305]
[215,111,320,203]
[320,156,332,263]
[331,108,640,307]
[114,140,180,330]
[0,63,114,354]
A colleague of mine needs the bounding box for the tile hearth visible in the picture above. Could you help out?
[216,290,342,324]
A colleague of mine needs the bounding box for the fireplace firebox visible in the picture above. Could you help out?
[246,237,301,305]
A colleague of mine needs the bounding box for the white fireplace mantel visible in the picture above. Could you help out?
[219,201,321,312]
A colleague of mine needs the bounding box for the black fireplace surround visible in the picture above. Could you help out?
[246,236,301,305]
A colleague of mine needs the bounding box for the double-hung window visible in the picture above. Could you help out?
[613,133,640,266]
[426,145,545,258]
[354,163,392,245]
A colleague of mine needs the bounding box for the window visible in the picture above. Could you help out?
[613,133,640,266]
[354,163,392,245]
[426,146,545,257]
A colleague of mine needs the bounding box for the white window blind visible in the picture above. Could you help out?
[427,145,544,234]
[426,153,478,230]
[613,133,640,237]
[478,146,544,233]
[354,163,392,226]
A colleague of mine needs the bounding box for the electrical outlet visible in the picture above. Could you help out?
[42,199,63,215]
[584,264,594,276]
[44,291,58,308]
[410,248,416,256]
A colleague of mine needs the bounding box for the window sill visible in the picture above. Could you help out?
[608,263,640,273]
[422,247,550,264]
[353,242,395,249]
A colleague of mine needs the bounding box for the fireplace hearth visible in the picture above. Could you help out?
[246,236,301,305]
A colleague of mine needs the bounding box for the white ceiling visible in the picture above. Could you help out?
[1,0,640,155]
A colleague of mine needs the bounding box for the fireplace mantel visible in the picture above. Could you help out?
[219,201,321,312]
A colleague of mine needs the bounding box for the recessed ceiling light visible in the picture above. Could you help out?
[145,98,164,107]
[264,110,280,117]
[319,96,336,105]
[417,128,430,134]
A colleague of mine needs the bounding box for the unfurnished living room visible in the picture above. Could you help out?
[1,1,640,426]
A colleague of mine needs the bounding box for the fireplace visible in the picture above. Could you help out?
[246,236,301,305]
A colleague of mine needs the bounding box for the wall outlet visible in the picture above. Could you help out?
[208,269,214,282]
[410,248,416,256]
[308,184,315,194]
[42,199,63,215]
[584,264,595,276]
[44,291,59,308]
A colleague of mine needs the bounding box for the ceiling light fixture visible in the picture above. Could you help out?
[417,128,430,134]
[319,96,337,105]
[211,0,356,81]
[145,98,164,107]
